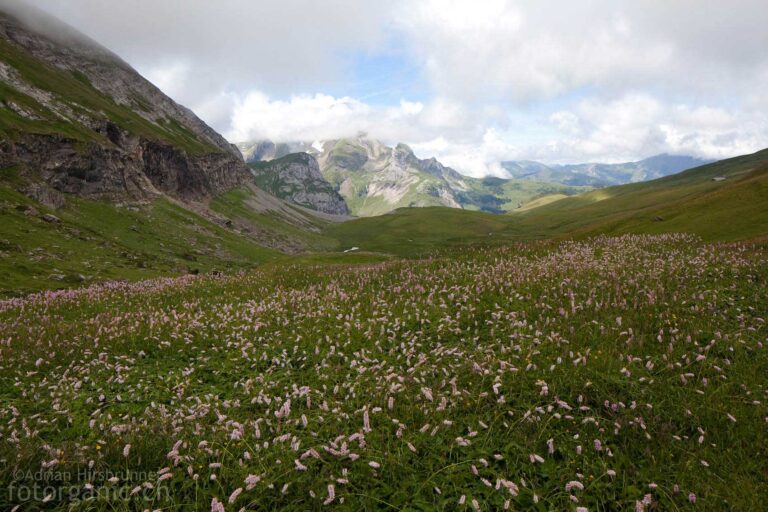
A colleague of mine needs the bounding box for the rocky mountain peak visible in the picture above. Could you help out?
[392,143,418,167]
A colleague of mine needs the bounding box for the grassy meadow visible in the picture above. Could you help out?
[1,234,766,511]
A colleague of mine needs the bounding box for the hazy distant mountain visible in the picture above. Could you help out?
[236,140,316,163]
[240,136,588,216]
[502,154,713,187]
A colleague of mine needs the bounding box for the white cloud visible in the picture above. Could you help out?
[142,61,191,100]
[19,0,768,175]
[227,92,441,144]
[228,93,372,143]
[222,88,768,175]
[28,0,393,99]
[411,129,517,178]
[539,94,768,163]
[397,0,768,103]
[398,99,424,116]
[398,0,675,102]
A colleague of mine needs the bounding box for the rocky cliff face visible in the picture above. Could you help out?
[0,4,249,202]
[249,153,349,216]
[1,130,249,202]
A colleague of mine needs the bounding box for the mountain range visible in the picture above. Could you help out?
[328,147,768,256]
[238,136,589,216]
[239,137,711,216]
[501,154,713,187]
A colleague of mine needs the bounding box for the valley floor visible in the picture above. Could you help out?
[1,234,766,511]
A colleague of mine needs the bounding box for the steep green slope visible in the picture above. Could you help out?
[0,5,340,295]
[0,40,209,154]
[209,185,340,252]
[1,5,251,205]
[0,177,359,295]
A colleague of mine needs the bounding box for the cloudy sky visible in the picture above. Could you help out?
[26,0,768,176]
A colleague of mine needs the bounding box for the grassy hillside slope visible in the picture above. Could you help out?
[456,176,588,213]
[325,207,512,256]
[515,148,768,240]
[4,147,767,292]
[0,36,215,154]
[0,181,279,295]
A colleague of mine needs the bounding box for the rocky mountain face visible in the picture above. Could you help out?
[502,154,712,187]
[0,3,250,203]
[241,136,588,216]
[249,152,349,216]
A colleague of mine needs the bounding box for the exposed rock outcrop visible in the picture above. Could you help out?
[250,153,349,216]
[243,136,596,216]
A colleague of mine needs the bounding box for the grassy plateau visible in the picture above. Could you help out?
[0,234,766,511]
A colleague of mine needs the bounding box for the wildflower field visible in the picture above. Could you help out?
[0,234,766,511]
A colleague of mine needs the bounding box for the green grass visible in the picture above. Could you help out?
[4,148,767,294]
[0,235,765,510]
[210,187,339,252]
[458,176,589,213]
[329,139,369,168]
[0,183,283,295]
[325,207,513,256]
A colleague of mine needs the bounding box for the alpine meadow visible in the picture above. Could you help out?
[1,1,767,511]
